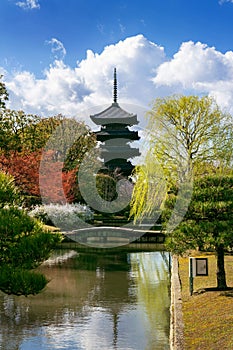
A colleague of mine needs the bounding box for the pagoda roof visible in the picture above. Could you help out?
[90,102,138,126]
[96,129,139,141]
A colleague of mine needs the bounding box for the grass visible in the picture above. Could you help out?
[178,252,233,350]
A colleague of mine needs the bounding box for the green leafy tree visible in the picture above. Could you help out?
[0,171,61,296]
[0,109,40,153]
[0,111,62,153]
[165,175,233,290]
[0,110,96,162]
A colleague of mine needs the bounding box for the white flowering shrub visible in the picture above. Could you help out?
[29,203,94,230]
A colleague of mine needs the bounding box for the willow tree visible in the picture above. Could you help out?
[131,95,231,220]
[130,95,233,287]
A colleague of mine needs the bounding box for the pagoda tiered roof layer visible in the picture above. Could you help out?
[90,102,138,126]
[96,129,139,141]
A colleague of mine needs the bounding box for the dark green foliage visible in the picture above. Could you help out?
[164,175,233,289]
[165,176,233,253]
[0,207,61,268]
[0,267,48,296]
[0,206,61,270]
[0,171,61,296]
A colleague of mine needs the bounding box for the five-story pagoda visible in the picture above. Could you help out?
[90,69,140,177]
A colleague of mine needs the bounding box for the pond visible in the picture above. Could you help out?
[0,246,171,350]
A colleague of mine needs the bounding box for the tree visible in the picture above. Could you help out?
[130,95,233,289]
[0,150,79,205]
[0,109,40,153]
[0,110,96,204]
[131,95,232,220]
[165,175,233,290]
[0,171,61,296]
[0,150,42,200]
[0,110,96,161]
[149,95,230,177]
[44,117,96,171]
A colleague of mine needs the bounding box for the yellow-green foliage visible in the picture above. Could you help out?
[0,171,21,207]
[130,155,167,222]
[130,95,232,222]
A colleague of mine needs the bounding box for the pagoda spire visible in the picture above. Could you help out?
[113,68,117,104]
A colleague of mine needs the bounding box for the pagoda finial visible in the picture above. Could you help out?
[113,67,118,104]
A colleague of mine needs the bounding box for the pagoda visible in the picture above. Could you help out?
[90,69,140,177]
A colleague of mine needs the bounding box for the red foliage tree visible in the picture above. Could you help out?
[0,150,78,204]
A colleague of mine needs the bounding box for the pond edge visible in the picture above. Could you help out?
[170,255,184,350]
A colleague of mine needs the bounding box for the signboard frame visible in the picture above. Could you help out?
[189,257,208,295]
[195,257,208,276]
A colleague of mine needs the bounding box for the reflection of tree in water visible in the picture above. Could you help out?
[0,250,170,350]
[0,250,135,350]
[62,250,130,271]
[129,252,171,350]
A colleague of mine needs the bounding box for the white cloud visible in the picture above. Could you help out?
[153,40,233,113]
[4,35,165,126]
[6,61,92,117]
[46,38,67,60]
[154,41,233,86]
[16,0,40,10]
[3,34,233,128]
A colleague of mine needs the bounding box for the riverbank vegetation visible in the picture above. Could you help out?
[0,171,61,296]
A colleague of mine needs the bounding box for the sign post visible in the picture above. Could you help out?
[189,257,208,296]
[189,257,195,296]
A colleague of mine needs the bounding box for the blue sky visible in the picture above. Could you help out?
[1,0,233,125]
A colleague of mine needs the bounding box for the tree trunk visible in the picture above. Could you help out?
[216,244,227,290]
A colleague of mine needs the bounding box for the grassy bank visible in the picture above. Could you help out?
[178,253,233,349]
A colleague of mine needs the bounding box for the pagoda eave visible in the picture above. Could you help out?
[91,116,138,126]
[96,131,140,141]
[100,150,140,162]
[90,103,138,126]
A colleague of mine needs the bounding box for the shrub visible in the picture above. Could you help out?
[0,205,61,295]
[29,203,94,230]
[0,267,48,296]
[0,207,61,268]
[0,171,21,207]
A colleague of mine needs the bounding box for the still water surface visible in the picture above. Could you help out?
[0,247,170,350]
